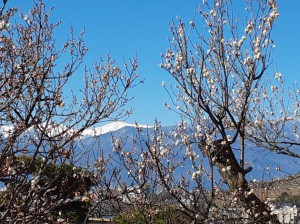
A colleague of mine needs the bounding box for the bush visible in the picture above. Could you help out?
[114,206,191,224]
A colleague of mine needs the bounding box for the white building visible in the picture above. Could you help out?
[272,204,300,224]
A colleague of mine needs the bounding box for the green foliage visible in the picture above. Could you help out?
[5,155,95,197]
[114,206,191,224]
[0,155,95,223]
[52,201,89,224]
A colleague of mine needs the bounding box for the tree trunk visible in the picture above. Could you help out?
[210,140,280,224]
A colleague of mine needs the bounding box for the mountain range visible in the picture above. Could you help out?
[1,121,299,181]
[76,121,300,181]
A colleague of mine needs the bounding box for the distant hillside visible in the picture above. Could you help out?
[253,173,300,201]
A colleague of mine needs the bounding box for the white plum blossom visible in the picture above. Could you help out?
[187,67,195,75]
[255,119,263,126]
[244,57,253,66]
[160,147,168,157]
[156,136,163,144]
[7,166,16,175]
[207,77,215,85]
[266,165,270,171]
[271,85,278,93]
[167,63,172,69]
[31,175,40,190]
[210,10,217,17]
[245,21,254,33]
[262,29,267,36]
[192,170,201,180]
[0,20,5,29]
[263,39,270,47]
[164,103,170,110]
[206,134,213,145]
[221,140,226,145]
[263,91,269,99]
[211,85,218,92]
[113,138,122,152]
[196,124,202,132]
[23,15,29,21]
[190,20,195,28]
[227,135,232,141]
[178,24,185,38]
[202,67,210,78]
[254,52,261,59]
[238,35,247,46]
[274,72,282,81]
[269,9,279,20]
[175,52,183,64]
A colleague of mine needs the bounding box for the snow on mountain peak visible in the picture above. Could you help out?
[81,121,150,138]
[0,121,151,139]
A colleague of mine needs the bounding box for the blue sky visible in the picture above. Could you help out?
[12,0,300,126]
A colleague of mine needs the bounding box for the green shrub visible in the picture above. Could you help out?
[114,206,191,224]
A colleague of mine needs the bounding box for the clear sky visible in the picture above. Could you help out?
[10,0,300,126]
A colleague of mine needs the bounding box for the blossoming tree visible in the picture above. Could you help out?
[156,0,300,222]
[111,0,300,223]
[0,1,139,223]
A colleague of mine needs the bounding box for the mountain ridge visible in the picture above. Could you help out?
[1,121,299,181]
[81,121,151,138]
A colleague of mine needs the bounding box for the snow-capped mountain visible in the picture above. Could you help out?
[77,123,300,181]
[0,121,299,181]
[81,121,151,138]
[0,121,151,139]
[0,123,76,138]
